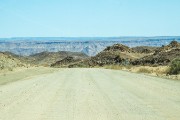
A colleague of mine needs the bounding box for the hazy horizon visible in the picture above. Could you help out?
[1,36,180,39]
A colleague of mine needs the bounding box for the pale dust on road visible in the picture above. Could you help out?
[0,68,180,120]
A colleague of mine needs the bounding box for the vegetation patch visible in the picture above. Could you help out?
[137,68,152,73]
[168,58,180,75]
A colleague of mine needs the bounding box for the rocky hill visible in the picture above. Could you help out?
[132,41,180,66]
[155,40,180,53]
[69,43,149,67]
[104,44,134,53]
[68,41,180,67]
[132,49,180,66]
[0,50,88,70]
[0,52,25,71]
[86,44,137,66]
[27,51,88,66]
[131,46,158,54]
[51,56,85,67]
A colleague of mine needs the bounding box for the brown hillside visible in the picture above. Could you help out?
[69,44,148,67]
[51,56,85,67]
[28,51,88,66]
[0,52,25,71]
[132,46,158,54]
[132,41,180,66]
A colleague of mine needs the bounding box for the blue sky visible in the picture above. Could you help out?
[0,0,180,37]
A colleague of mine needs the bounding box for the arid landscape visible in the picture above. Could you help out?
[1,40,180,78]
[0,38,180,120]
[1,0,180,119]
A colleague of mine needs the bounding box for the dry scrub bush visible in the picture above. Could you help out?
[153,67,169,75]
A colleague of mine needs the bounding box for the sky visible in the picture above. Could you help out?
[0,0,180,37]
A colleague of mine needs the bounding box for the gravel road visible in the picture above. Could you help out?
[0,68,180,120]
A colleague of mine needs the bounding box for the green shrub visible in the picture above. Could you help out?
[168,58,180,75]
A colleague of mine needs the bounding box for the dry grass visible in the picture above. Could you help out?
[104,65,180,80]
[137,68,152,73]
[0,67,58,85]
[104,65,167,74]
[104,65,133,70]
[132,66,169,75]
[104,65,170,75]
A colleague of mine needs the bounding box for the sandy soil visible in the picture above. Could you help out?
[0,68,180,120]
[0,67,57,85]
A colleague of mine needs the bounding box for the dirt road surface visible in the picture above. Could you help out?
[0,68,180,120]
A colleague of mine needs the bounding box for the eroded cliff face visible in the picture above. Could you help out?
[0,37,180,56]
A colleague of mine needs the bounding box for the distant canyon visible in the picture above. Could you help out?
[0,37,180,56]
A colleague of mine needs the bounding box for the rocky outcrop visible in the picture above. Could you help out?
[132,41,180,66]
[0,52,25,71]
[132,49,180,66]
[28,51,88,66]
[51,56,84,67]
[132,46,158,54]
[104,44,134,53]
[154,40,180,54]
[70,41,180,67]
[69,44,139,67]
